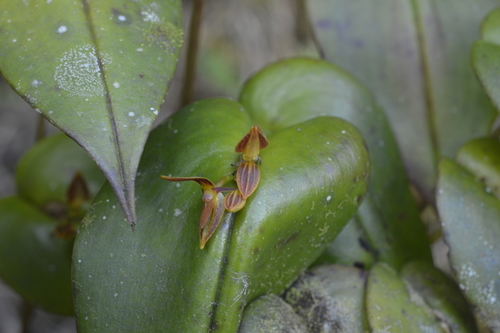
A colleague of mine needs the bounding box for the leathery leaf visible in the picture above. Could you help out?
[0,0,183,225]
[240,57,431,270]
[437,158,500,331]
[73,98,369,332]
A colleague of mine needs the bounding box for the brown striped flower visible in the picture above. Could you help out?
[235,125,269,162]
[234,126,268,200]
[161,175,234,249]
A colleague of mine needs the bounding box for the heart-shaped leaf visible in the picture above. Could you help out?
[437,158,500,331]
[307,0,498,199]
[73,97,369,332]
[239,57,431,269]
[0,0,183,225]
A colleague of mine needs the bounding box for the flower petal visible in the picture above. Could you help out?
[236,161,260,199]
[235,126,268,161]
[224,190,246,212]
[161,176,214,191]
[200,193,225,249]
[199,199,214,229]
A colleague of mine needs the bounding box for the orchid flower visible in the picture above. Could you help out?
[161,126,268,248]
[161,175,234,249]
[230,126,269,204]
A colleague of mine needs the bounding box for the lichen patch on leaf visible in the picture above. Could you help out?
[54,44,112,98]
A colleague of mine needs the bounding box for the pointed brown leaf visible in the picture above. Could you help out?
[66,171,90,209]
[236,161,261,199]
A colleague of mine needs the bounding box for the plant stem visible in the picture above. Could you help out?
[181,0,204,106]
[35,114,46,142]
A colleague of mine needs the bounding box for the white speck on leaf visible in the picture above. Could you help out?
[128,112,135,117]
[118,15,126,21]
[113,82,120,88]
[174,208,182,216]
[57,25,67,33]
[31,79,42,87]
[141,2,161,23]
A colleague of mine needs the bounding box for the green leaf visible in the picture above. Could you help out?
[473,8,500,113]
[239,57,431,269]
[0,196,74,316]
[212,117,369,331]
[0,0,183,225]
[366,263,445,332]
[401,261,478,332]
[16,133,105,209]
[437,158,500,331]
[73,98,369,332]
[282,264,369,332]
[456,137,500,200]
[238,295,308,333]
[313,217,376,269]
[307,0,498,199]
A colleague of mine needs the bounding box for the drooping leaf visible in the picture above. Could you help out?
[437,158,500,331]
[73,98,369,332]
[366,263,445,332]
[282,264,369,332]
[307,0,498,199]
[239,57,431,269]
[401,261,479,332]
[0,0,183,225]
[238,295,308,333]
